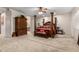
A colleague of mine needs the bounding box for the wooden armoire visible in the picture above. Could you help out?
[15,15,27,36]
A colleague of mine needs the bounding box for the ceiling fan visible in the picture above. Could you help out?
[38,7,48,15]
[39,7,48,13]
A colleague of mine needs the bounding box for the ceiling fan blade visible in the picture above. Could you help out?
[43,11,46,13]
[43,8,48,10]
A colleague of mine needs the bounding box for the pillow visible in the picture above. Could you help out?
[40,29,44,32]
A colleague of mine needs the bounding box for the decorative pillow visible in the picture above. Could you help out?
[40,29,44,32]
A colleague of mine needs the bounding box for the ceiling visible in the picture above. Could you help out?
[0,8,6,13]
[9,7,74,16]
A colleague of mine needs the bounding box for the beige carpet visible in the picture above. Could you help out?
[0,32,79,52]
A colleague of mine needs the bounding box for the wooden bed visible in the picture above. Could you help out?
[34,12,57,38]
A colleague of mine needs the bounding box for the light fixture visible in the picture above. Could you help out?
[52,9,56,15]
[54,12,56,15]
[38,7,47,15]
[38,11,43,15]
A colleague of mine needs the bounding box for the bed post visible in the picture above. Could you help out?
[55,17,57,34]
[50,12,54,37]
[43,19,45,25]
[34,15,37,36]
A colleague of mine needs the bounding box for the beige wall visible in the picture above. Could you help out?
[56,13,71,35]
[71,8,79,40]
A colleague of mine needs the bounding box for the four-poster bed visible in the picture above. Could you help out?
[34,12,57,38]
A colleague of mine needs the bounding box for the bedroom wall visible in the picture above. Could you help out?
[56,13,72,35]
[71,7,79,40]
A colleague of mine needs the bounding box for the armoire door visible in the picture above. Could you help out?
[15,15,27,36]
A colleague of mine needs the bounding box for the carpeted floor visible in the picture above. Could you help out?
[0,32,79,52]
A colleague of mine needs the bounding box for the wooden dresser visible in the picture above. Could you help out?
[15,15,27,36]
